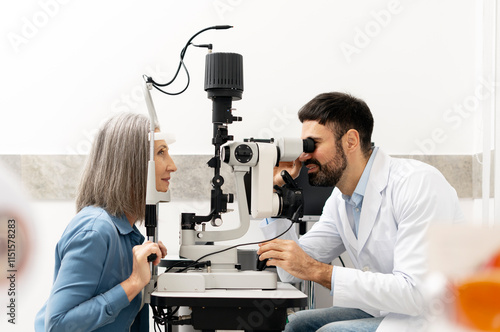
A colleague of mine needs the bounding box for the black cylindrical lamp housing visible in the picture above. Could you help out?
[205,52,244,101]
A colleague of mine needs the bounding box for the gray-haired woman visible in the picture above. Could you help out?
[35,112,177,332]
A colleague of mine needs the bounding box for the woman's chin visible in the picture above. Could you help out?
[155,185,169,193]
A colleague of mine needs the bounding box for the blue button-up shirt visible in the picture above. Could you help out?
[35,206,147,332]
[341,147,379,238]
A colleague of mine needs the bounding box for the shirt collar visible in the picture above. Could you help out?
[342,147,379,206]
[111,214,145,244]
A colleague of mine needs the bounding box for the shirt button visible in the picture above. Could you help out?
[355,208,360,212]
[362,266,370,272]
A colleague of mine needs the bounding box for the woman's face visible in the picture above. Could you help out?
[154,139,177,192]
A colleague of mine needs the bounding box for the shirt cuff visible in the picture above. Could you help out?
[102,284,131,316]
[330,266,337,296]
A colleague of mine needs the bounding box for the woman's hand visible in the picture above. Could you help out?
[158,240,167,259]
[120,241,162,302]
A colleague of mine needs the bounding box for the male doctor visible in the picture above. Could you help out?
[257,92,463,331]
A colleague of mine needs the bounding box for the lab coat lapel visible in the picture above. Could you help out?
[357,149,390,252]
[338,196,358,252]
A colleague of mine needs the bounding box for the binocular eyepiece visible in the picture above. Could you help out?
[303,138,315,153]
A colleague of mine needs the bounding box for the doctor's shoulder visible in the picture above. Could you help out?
[387,157,461,213]
[385,156,461,207]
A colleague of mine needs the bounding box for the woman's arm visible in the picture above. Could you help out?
[44,231,161,331]
[45,230,129,331]
[121,241,163,302]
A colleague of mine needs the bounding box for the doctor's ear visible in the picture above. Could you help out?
[344,129,360,151]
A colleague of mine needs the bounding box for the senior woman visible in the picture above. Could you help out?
[35,112,177,331]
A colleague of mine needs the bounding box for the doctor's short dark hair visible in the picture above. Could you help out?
[298,92,374,157]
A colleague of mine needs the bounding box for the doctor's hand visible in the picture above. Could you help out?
[121,241,162,302]
[273,158,302,187]
[257,239,333,290]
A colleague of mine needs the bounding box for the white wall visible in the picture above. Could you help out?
[1,0,483,156]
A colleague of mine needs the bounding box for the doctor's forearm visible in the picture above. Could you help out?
[310,261,333,290]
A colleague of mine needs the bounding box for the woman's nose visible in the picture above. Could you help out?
[168,157,177,172]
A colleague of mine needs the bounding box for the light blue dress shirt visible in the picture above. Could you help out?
[35,206,147,332]
[341,147,379,238]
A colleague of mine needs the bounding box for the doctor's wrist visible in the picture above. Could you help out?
[311,261,333,290]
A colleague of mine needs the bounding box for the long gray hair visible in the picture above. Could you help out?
[76,112,152,221]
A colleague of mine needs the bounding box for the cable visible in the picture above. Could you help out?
[143,25,232,96]
[152,60,190,96]
[151,305,180,330]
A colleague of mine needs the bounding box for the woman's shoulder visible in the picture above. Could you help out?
[64,206,117,238]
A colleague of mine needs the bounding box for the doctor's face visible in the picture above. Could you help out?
[154,139,177,192]
[300,120,347,187]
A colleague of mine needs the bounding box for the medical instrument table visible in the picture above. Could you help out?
[150,282,307,331]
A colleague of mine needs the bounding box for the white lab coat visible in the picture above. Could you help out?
[260,149,463,331]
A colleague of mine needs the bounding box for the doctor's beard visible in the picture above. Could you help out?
[306,141,347,187]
